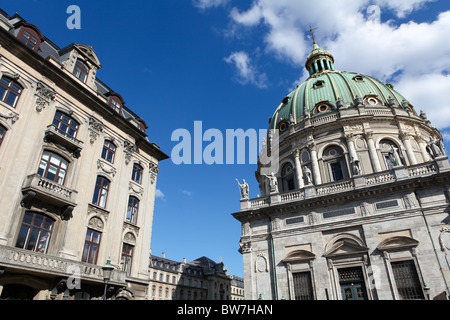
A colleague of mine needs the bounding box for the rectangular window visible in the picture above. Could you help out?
[391,260,425,300]
[292,271,314,300]
[131,164,143,184]
[121,243,134,275]
[101,141,116,164]
[82,229,101,264]
[15,212,54,254]
[92,176,110,208]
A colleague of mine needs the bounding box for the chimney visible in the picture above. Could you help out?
[162,252,166,258]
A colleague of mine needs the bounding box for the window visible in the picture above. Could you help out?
[73,59,89,83]
[37,151,69,185]
[323,146,347,182]
[20,31,39,50]
[52,111,79,139]
[281,163,296,192]
[0,125,6,148]
[121,243,134,275]
[101,140,116,164]
[0,76,22,108]
[109,98,122,115]
[15,211,54,254]
[380,139,402,170]
[92,176,110,208]
[391,260,425,300]
[126,196,139,224]
[131,163,143,184]
[82,229,101,264]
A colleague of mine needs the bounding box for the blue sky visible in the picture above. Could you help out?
[4,0,450,278]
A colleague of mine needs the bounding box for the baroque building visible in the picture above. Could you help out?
[233,36,450,300]
[0,10,168,300]
[149,254,244,300]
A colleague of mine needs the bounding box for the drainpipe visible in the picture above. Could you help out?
[268,217,278,300]
[414,189,450,296]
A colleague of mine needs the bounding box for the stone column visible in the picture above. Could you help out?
[415,134,431,162]
[308,143,322,185]
[364,131,382,172]
[345,133,359,161]
[400,132,418,165]
[293,149,304,189]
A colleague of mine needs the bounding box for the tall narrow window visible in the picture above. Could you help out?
[92,176,110,208]
[121,243,134,275]
[126,196,139,224]
[82,228,101,264]
[52,111,79,139]
[323,146,347,182]
[391,260,425,300]
[293,272,314,300]
[281,163,296,192]
[73,59,89,83]
[101,140,116,164]
[15,212,54,254]
[37,151,69,185]
[0,125,6,148]
[132,163,143,184]
[0,76,22,108]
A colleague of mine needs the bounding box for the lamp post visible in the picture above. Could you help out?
[102,257,114,300]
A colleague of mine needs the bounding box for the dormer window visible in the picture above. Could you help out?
[109,97,122,114]
[16,24,43,52]
[20,31,38,50]
[73,59,89,83]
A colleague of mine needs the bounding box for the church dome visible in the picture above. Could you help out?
[270,42,414,131]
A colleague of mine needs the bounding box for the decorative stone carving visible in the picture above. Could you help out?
[149,161,160,184]
[88,216,104,231]
[123,232,137,245]
[255,253,268,273]
[129,181,144,196]
[439,227,450,252]
[123,140,137,165]
[236,179,249,200]
[35,81,56,112]
[239,240,251,254]
[97,159,117,177]
[88,117,104,144]
[0,110,19,125]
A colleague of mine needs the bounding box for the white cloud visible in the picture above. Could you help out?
[155,189,165,199]
[224,51,267,88]
[193,0,229,10]
[221,0,450,130]
[181,190,193,197]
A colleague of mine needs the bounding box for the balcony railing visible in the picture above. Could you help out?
[44,125,83,158]
[21,174,78,208]
[0,245,126,286]
[242,159,448,211]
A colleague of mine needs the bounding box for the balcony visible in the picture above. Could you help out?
[44,124,83,158]
[0,245,126,287]
[21,174,78,220]
[241,158,449,211]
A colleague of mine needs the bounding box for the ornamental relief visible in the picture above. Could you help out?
[149,161,160,184]
[129,181,144,196]
[88,116,105,144]
[97,159,117,178]
[35,81,56,112]
[88,216,104,231]
[439,227,450,252]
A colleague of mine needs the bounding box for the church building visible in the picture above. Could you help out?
[233,35,450,300]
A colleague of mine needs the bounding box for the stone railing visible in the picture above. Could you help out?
[241,158,449,211]
[0,245,126,286]
[22,174,77,207]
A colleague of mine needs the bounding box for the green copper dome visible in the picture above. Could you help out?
[270,42,415,131]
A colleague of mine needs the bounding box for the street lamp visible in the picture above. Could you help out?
[102,257,114,300]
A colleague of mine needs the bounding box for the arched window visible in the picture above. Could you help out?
[0,125,6,148]
[73,59,90,83]
[126,196,140,224]
[0,76,22,108]
[132,163,143,184]
[380,139,402,170]
[323,146,347,182]
[37,150,69,185]
[281,163,296,192]
[92,176,110,208]
[15,211,55,253]
[52,111,80,139]
[101,140,116,164]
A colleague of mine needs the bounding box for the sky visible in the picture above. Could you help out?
[3,0,450,278]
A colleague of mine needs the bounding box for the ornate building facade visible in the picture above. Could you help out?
[0,10,168,300]
[149,254,244,300]
[233,37,450,300]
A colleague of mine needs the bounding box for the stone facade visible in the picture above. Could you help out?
[0,10,168,300]
[233,40,450,300]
